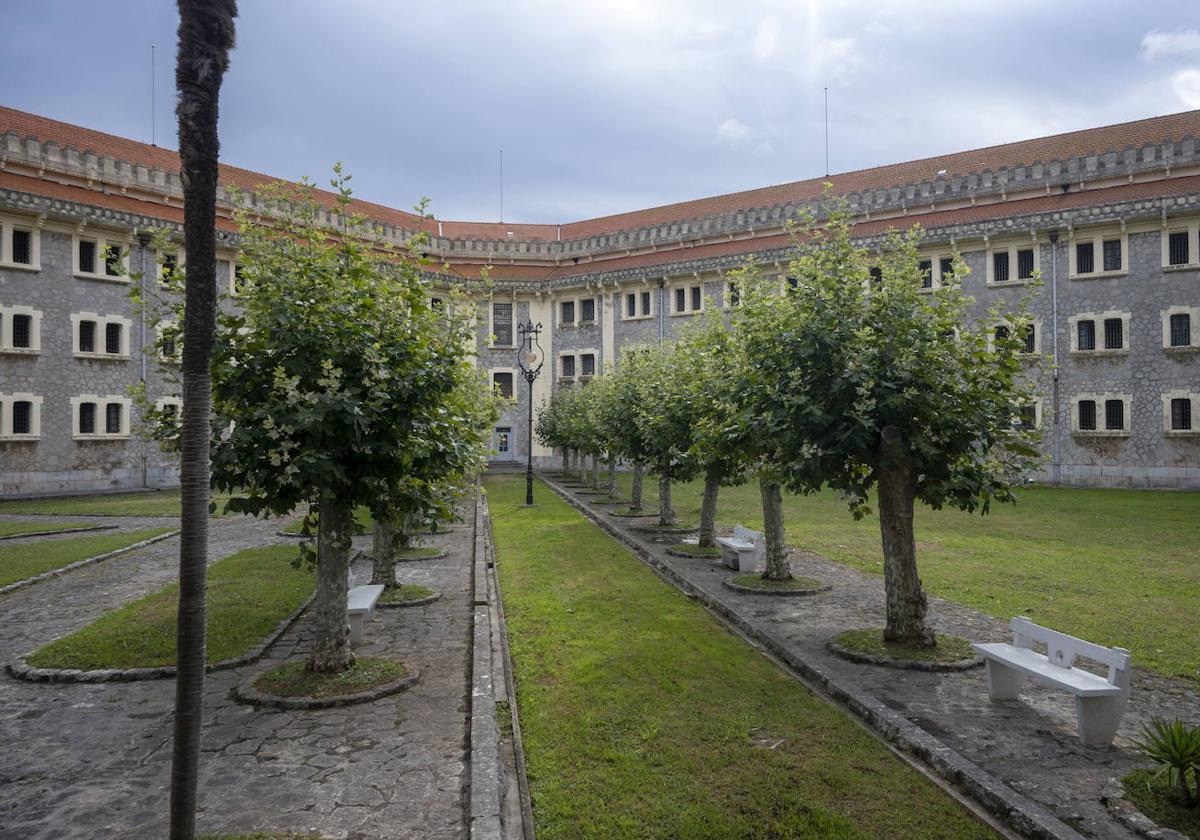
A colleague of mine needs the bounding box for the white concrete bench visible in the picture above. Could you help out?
[973,617,1131,746]
[347,580,385,647]
[715,525,764,573]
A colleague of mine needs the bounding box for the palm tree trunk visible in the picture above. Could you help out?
[878,425,934,648]
[309,494,356,672]
[698,465,721,547]
[760,477,791,580]
[370,515,397,591]
[657,471,674,526]
[630,462,644,511]
[170,3,236,839]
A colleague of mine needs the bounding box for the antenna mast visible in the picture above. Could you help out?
[499,148,504,223]
[823,84,829,177]
[151,44,157,146]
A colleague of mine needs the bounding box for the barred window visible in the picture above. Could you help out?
[1168,231,1190,266]
[492,302,513,346]
[11,314,31,349]
[561,300,575,324]
[626,293,637,317]
[690,285,702,311]
[1021,324,1036,354]
[581,298,595,322]
[868,267,882,285]
[675,287,686,313]
[11,229,31,265]
[1078,400,1097,431]
[1077,320,1095,351]
[162,332,176,360]
[1169,313,1191,347]
[1103,318,1124,350]
[1104,399,1125,431]
[1103,239,1122,272]
[993,251,1010,284]
[918,260,933,288]
[786,276,799,291]
[994,325,1010,344]
[104,243,123,276]
[105,322,123,355]
[232,265,245,294]
[1171,398,1193,431]
[12,401,31,435]
[105,402,122,434]
[1015,405,1037,431]
[79,239,97,274]
[581,353,595,377]
[561,355,576,378]
[161,253,178,286]
[1017,249,1035,279]
[728,282,741,305]
[79,402,96,434]
[1076,242,1094,274]
[79,320,97,353]
[640,291,651,315]
[492,372,513,399]
[939,257,954,283]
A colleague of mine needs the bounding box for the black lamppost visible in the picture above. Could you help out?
[516,319,544,506]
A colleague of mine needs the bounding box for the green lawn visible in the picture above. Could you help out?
[0,489,236,517]
[487,474,997,840]
[0,527,175,587]
[0,520,102,538]
[25,545,313,670]
[603,474,1200,681]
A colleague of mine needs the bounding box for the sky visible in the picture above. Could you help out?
[3,1,1200,224]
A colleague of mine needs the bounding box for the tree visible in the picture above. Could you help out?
[209,170,483,672]
[170,3,236,839]
[628,343,700,526]
[739,200,1040,645]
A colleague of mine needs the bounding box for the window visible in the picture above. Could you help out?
[1170,313,1192,347]
[10,229,31,265]
[1077,320,1095,351]
[78,239,97,274]
[690,285,702,312]
[11,401,31,435]
[640,291,651,316]
[105,322,123,355]
[675,287,686,313]
[1171,398,1192,431]
[1168,231,1190,266]
[431,296,444,311]
[1103,318,1124,350]
[77,237,127,279]
[231,264,245,295]
[1072,233,1126,277]
[496,427,511,454]
[561,300,576,325]
[161,252,179,287]
[0,393,42,439]
[581,353,595,377]
[106,402,123,434]
[993,251,1010,284]
[79,320,97,353]
[1104,399,1125,431]
[623,290,654,319]
[672,284,703,315]
[1015,404,1038,431]
[918,260,933,289]
[1021,324,1036,355]
[492,302,513,346]
[73,313,130,358]
[1,306,41,353]
[786,276,800,291]
[626,293,637,317]
[104,243,123,277]
[581,298,595,323]
[1102,239,1122,273]
[1017,249,1035,280]
[1075,242,1094,275]
[0,219,40,269]
[79,402,96,434]
[868,267,883,285]
[939,257,954,284]
[73,395,131,439]
[1163,307,1199,350]
[11,314,31,349]
[727,281,740,306]
[994,325,1010,344]
[1078,399,1097,431]
[493,371,514,399]
[560,355,576,378]
[1071,311,1130,353]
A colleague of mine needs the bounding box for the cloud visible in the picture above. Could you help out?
[1171,68,1200,108]
[753,15,781,60]
[1141,29,1200,61]
[716,117,751,143]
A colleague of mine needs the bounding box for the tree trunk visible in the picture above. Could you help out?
[606,455,617,497]
[370,515,397,591]
[658,472,674,526]
[630,462,644,511]
[878,425,935,648]
[590,454,601,488]
[565,448,574,476]
[308,494,356,672]
[759,477,791,580]
[170,4,236,839]
[698,465,721,548]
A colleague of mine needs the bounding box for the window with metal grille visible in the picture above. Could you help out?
[675,287,686,312]
[561,355,576,378]
[868,267,882,285]
[581,298,595,322]
[79,240,97,274]
[161,253,178,286]
[1077,320,1095,351]
[161,402,179,422]
[918,260,932,288]
[1021,324,1036,354]
[993,251,1010,283]
[640,291,651,315]
[162,332,176,360]
[104,244,123,276]
[728,282,740,305]
[561,300,575,324]
[1076,242,1094,274]
[1103,318,1124,350]
[496,427,510,453]
[11,314,31,348]
[1168,231,1190,266]
[581,353,595,376]
[106,402,122,434]
[492,302,513,346]
[232,265,244,293]
[431,296,444,311]
[1171,398,1192,431]
[79,320,97,353]
[994,325,1010,344]
[1170,313,1191,347]
[1103,239,1122,272]
[1078,400,1097,431]
[690,285,701,311]
[1104,399,1125,431]
[105,322,122,354]
[939,257,953,283]
[1017,249,1035,279]
[493,372,513,399]
[79,402,96,434]
[11,229,31,264]
[12,401,31,435]
[1015,405,1036,430]
[626,293,636,317]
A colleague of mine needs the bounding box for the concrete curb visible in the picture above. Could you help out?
[469,486,505,840]
[7,590,316,683]
[826,638,984,671]
[232,667,420,710]
[0,528,180,598]
[723,575,831,597]
[0,523,118,541]
[376,589,442,609]
[542,475,1087,840]
[1100,777,1190,840]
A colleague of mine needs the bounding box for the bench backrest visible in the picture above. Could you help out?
[1010,617,1130,684]
[733,524,761,543]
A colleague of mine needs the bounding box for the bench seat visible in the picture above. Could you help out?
[716,525,764,573]
[973,643,1121,697]
[347,583,385,646]
[715,537,752,551]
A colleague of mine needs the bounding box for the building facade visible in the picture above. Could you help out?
[1,105,1198,495]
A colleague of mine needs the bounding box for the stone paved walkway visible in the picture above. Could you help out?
[0,513,476,840]
[546,475,1200,840]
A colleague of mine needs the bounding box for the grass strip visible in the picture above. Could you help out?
[0,489,235,517]
[25,545,313,669]
[730,573,824,591]
[0,527,174,587]
[668,543,722,557]
[253,657,407,699]
[377,585,436,604]
[832,628,977,664]
[0,520,103,538]
[487,474,997,840]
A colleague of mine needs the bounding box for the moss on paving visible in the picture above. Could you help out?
[0,527,174,587]
[612,473,1200,681]
[1121,768,1200,838]
[486,474,998,840]
[377,584,436,604]
[0,489,235,517]
[833,628,977,664]
[668,543,722,557]
[730,573,824,591]
[25,545,313,670]
[253,657,407,699]
[0,520,102,538]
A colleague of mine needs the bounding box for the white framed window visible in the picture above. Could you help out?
[1068,310,1131,355]
[72,394,132,440]
[71,312,131,359]
[491,368,515,399]
[156,320,182,363]
[1071,393,1131,437]
[1161,223,1199,270]
[1069,231,1127,279]
[489,300,515,348]
[0,217,41,271]
[915,253,954,291]
[725,280,741,308]
[0,393,43,440]
[230,262,245,297]
[986,242,1039,285]
[558,352,577,381]
[621,287,654,321]
[0,304,42,354]
[579,350,597,379]
[1161,306,1199,351]
[670,282,704,316]
[158,249,183,288]
[73,234,130,281]
[991,319,1041,356]
[1013,399,1042,431]
[579,296,597,324]
[154,396,183,431]
[1162,390,1199,435]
